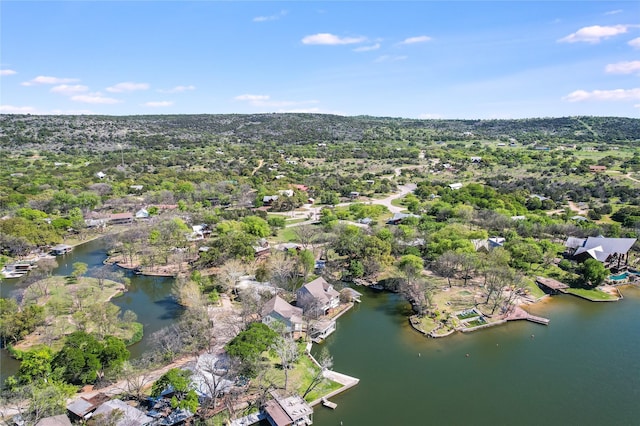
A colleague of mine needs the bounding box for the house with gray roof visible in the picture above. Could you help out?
[565,236,637,271]
[92,399,153,426]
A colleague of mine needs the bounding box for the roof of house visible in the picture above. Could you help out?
[109,212,133,220]
[262,295,303,324]
[92,400,153,426]
[572,236,637,260]
[298,277,339,304]
[264,392,313,426]
[449,183,463,190]
[388,212,420,223]
[66,398,94,417]
[35,415,72,426]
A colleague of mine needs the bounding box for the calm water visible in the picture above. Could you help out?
[313,287,640,426]
[0,238,182,382]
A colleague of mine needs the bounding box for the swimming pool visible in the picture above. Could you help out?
[609,271,640,281]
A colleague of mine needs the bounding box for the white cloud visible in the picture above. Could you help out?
[157,85,195,93]
[605,60,640,74]
[0,105,38,114]
[143,101,173,107]
[71,92,121,104]
[302,33,366,45]
[253,10,287,22]
[50,109,94,115]
[50,84,89,95]
[0,69,17,76]
[629,37,640,49]
[563,88,640,102]
[418,113,443,119]
[399,35,432,45]
[374,55,408,63]
[558,24,633,43]
[235,94,270,102]
[235,94,319,108]
[21,75,79,86]
[605,10,623,16]
[353,43,381,52]
[106,82,149,93]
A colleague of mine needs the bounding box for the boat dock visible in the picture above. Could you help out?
[321,397,337,409]
[536,276,569,294]
[505,306,550,325]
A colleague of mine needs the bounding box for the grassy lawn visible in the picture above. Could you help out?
[256,347,342,403]
[564,288,620,301]
[416,316,438,333]
[465,317,487,327]
[17,276,141,350]
[275,227,298,243]
[523,277,547,299]
[285,218,309,225]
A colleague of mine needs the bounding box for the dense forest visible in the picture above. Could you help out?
[1,114,639,152]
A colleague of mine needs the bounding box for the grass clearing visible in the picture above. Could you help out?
[564,288,620,301]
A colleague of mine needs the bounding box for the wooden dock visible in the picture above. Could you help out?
[536,276,569,294]
[321,397,337,409]
[505,306,550,325]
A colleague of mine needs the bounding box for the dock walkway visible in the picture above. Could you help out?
[505,305,550,325]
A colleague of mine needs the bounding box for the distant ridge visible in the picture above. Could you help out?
[1,114,638,152]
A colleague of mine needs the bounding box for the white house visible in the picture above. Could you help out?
[96,171,106,179]
[449,183,463,190]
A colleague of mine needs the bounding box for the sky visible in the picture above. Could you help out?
[1,1,639,119]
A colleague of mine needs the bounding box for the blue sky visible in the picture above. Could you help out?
[1,1,639,119]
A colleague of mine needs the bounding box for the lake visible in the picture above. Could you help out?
[0,238,182,382]
[313,287,640,425]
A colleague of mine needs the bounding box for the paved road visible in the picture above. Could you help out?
[287,182,417,227]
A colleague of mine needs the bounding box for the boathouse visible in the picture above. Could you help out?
[51,244,73,256]
[263,391,313,426]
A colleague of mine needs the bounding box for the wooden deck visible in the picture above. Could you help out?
[505,305,550,325]
[536,276,569,293]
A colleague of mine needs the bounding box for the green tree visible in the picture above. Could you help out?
[70,262,88,281]
[241,216,270,238]
[225,322,277,377]
[580,259,608,288]
[151,368,199,413]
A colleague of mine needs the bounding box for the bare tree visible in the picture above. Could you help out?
[433,250,460,288]
[218,259,248,294]
[271,334,300,391]
[267,252,297,291]
[292,225,319,250]
[302,348,333,399]
[194,353,239,410]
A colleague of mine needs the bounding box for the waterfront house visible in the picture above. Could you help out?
[296,277,340,317]
[263,391,313,426]
[565,236,637,272]
[51,244,73,256]
[309,318,337,342]
[262,295,304,333]
[109,212,134,225]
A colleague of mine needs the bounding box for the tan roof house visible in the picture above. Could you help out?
[296,277,340,317]
[262,295,303,333]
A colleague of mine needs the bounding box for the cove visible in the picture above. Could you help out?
[313,287,640,425]
[0,238,182,383]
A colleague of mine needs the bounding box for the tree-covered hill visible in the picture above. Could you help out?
[0,114,638,152]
